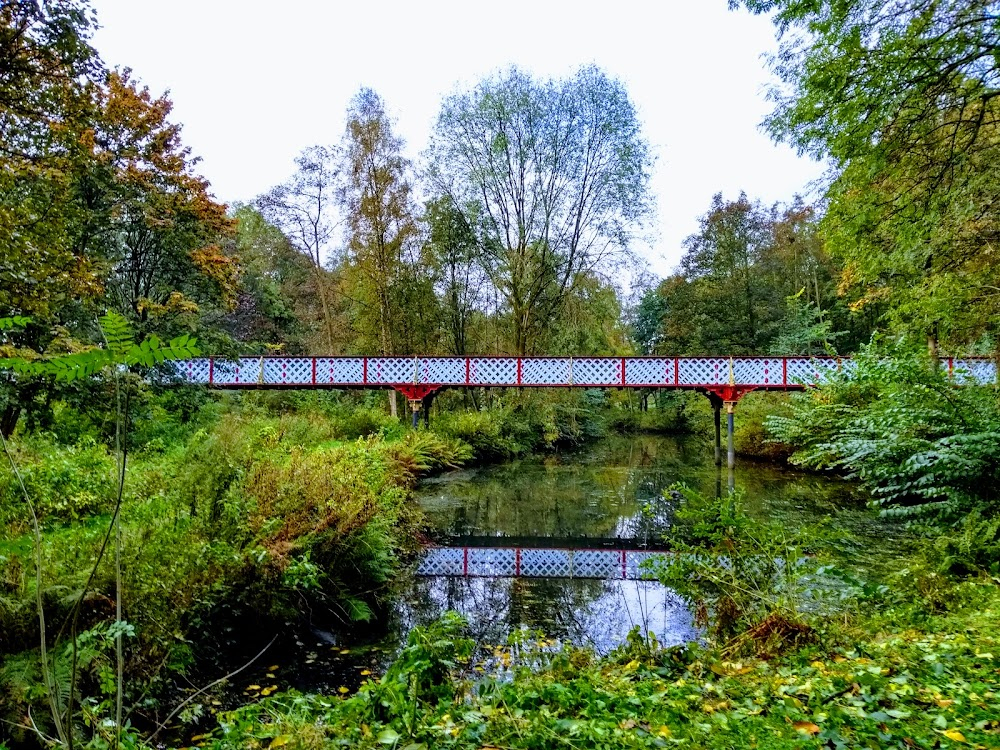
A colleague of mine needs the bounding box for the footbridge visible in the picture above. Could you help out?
[170,355,996,468]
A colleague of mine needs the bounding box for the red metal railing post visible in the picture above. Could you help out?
[621,549,627,579]
[782,358,788,387]
[673,358,679,386]
[465,357,471,385]
[517,357,522,385]
[463,548,469,576]
[620,357,626,386]
[208,357,214,385]
[947,357,954,381]
[363,358,368,385]
[515,548,521,577]
[311,357,317,385]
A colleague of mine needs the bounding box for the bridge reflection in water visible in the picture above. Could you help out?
[416,544,667,579]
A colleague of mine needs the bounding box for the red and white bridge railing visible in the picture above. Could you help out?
[169,355,996,402]
[415,545,669,580]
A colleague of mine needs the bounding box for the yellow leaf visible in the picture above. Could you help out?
[360,669,372,676]
[247,684,260,691]
[269,736,291,748]
[810,660,825,669]
[937,699,954,708]
[268,665,280,671]
[793,721,821,735]
[338,686,350,694]
[939,729,966,743]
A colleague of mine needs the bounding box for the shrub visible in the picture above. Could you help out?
[0,437,116,524]
[767,340,1000,519]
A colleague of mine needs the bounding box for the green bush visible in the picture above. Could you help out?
[0,437,116,524]
[767,341,1000,518]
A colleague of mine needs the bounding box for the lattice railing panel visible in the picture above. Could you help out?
[173,359,211,384]
[367,357,415,384]
[572,549,623,578]
[213,358,261,385]
[519,548,571,577]
[466,548,517,577]
[733,358,776,385]
[263,358,312,385]
[468,358,518,385]
[169,355,997,390]
[314,358,365,384]
[415,547,465,576]
[625,358,671,386]
[786,357,837,385]
[415,547,671,580]
[420,358,466,384]
[954,360,996,385]
[571,358,621,385]
[678,358,727,385]
[521,358,570,385]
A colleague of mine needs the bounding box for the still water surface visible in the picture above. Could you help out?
[238,434,883,698]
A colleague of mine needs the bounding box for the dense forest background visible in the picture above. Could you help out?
[6,0,996,436]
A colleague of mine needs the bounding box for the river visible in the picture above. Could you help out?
[226,433,889,700]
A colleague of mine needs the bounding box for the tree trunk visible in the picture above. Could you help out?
[927,324,940,369]
[313,269,336,353]
[0,403,19,438]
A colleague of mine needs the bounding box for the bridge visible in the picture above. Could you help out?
[170,355,996,468]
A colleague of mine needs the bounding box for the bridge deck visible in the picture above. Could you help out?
[170,355,996,390]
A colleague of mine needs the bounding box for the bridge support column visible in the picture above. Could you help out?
[393,384,441,430]
[712,399,722,466]
[726,401,736,470]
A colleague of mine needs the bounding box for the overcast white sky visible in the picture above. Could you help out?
[89,0,825,276]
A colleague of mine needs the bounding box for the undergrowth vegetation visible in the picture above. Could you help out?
[205,487,1000,750]
[0,385,682,746]
[768,341,1000,519]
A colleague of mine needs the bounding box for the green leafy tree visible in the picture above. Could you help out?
[736,0,1000,354]
[428,65,654,355]
[339,88,425,358]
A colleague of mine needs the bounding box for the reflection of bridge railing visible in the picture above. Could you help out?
[416,545,668,580]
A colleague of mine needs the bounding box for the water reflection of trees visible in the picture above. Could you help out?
[417,434,861,543]
[395,576,696,654]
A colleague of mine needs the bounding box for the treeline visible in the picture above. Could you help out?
[5,0,998,436]
[634,194,880,356]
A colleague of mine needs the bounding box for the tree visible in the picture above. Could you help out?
[222,205,315,352]
[339,88,422,359]
[93,71,237,328]
[258,145,342,351]
[428,65,653,355]
[423,195,484,355]
[0,0,104,325]
[680,192,775,353]
[736,0,1000,353]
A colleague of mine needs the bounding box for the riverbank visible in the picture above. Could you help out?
[0,389,701,746]
[209,581,1000,749]
[203,477,1000,750]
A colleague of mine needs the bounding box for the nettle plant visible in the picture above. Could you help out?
[0,312,198,749]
